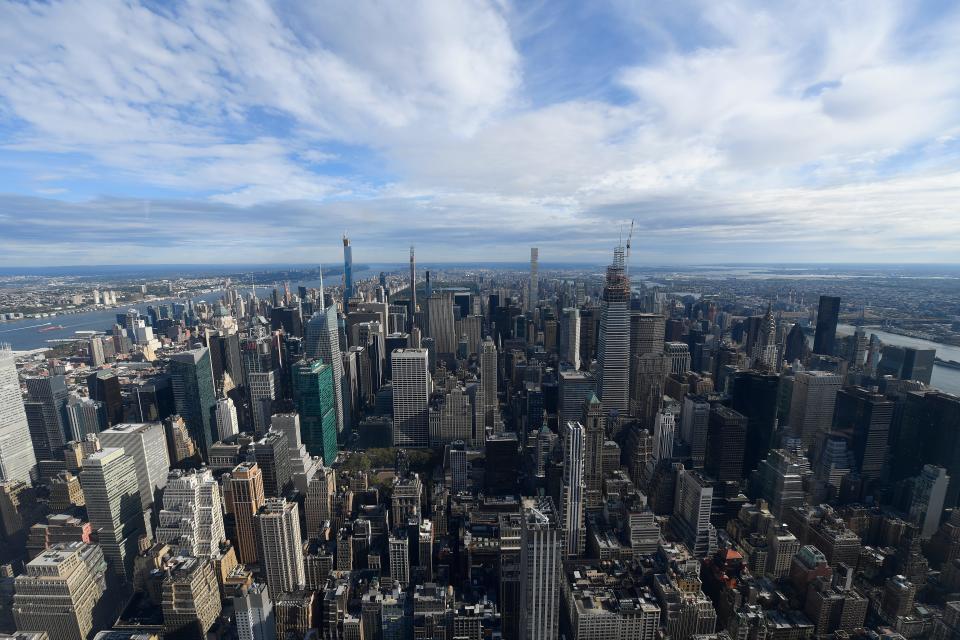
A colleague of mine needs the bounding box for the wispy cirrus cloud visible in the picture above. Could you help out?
[0,0,959,265]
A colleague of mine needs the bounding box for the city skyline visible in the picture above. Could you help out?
[2,1,960,265]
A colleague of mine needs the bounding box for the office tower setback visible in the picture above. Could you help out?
[12,542,108,640]
[80,448,144,580]
[225,462,266,564]
[169,348,218,459]
[161,555,222,638]
[672,468,717,556]
[392,349,430,447]
[0,345,38,484]
[157,468,226,558]
[813,295,841,356]
[255,498,305,597]
[215,396,239,440]
[596,246,631,416]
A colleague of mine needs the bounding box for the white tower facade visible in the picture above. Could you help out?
[392,349,430,447]
[0,345,37,484]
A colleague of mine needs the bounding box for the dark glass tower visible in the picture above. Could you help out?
[169,347,218,461]
[292,358,338,465]
[730,370,781,475]
[813,295,841,356]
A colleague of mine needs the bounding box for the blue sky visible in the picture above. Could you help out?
[1,0,959,266]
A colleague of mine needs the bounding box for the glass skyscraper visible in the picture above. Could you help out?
[293,358,338,465]
[169,347,218,461]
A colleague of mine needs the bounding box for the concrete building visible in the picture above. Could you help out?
[156,468,225,558]
[224,462,266,564]
[255,499,305,596]
[391,349,430,447]
[98,422,170,510]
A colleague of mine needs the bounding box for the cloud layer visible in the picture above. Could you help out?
[1,0,959,265]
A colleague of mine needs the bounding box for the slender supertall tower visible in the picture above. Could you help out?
[342,234,353,314]
[409,246,417,332]
[596,245,631,416]
[529,248,539,311]
[560,421,585,557]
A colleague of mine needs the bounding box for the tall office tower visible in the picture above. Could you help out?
[877,346,936,385]
[87,369,123,427]
[766,524,801,578]
[560,308,581,370]
[343,235,354,313]
[80,448,144,580]
[304,280,345,440]
[225,462,266,564]
[98,422,169,512]
[560,422,585,557]
[680,395,711,468]
[388,532,410,586]
[788,371,842,449]
[833,386,894,485]
[632,352,669,424]
[305,465,335,538]
[559,370,596,427]
[409,246,418,332]
[752,306,780,370]
[24,375,69,457]
[292,359,337,464]
[731,370,780,476]
[0,345,38,484]
[12,542,107,640]
[161,556,222,638]
[434,387,474,445]
[486,432,520,495]
[519,498,561,640]
[705,406,747,483]
[65,395,104,441]
[248,370,280,434]
[910,465,949,539]
[234,583,276,640]
[653,407,676,462]
[865,334,883,377]
[665,342,692,376]
[596,246,631,416]
[582,394,605,510]
[426,293,457,355]
[750,449,810,518]
[88,336,105,367]
[392,349,430,447]
[215,396,239,440]
[631,312,666,357]
[480,338,498,430]
[529,248,539,311]
[672,469,717,556]
[813,295,841,356]
[251,431,292,497]
[169,347,218,460]
[255,498,305,597]
[164,415,196,465]
[157,468,226,558]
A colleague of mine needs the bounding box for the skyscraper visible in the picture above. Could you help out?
[519,498,561,640]
[480,338,498,430]
[426,293,457,355]
[731,370,781,475]
[157,468,226,558]
[560,422,585,557]
[0,345,38,484]
[877,346,936,385]
[813,295,841,356]
[12,542,108,640]
[409,246,417,332]
[80,448,144,580]
[24,375,69,459]
[255,498,305,597]
[582,394,605,510]
[596,246,631,416]
[215,396,240,440]
[342,234,353,314]
[292,358,338,465]
[225,462,266,564]
[788,371,842,449]
[672,468,717,556]
[529,247,539,311]
[705,406,748,483]
[909,465,949,539]
[234,583,276,640]
[833,386,894,485]
[98,422,170,510]
[169,347,218,460]
[560,307,581,370]
[392,349,430,447]
[304,277,345,440]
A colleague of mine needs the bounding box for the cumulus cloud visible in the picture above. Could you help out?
[0,0,958,265]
